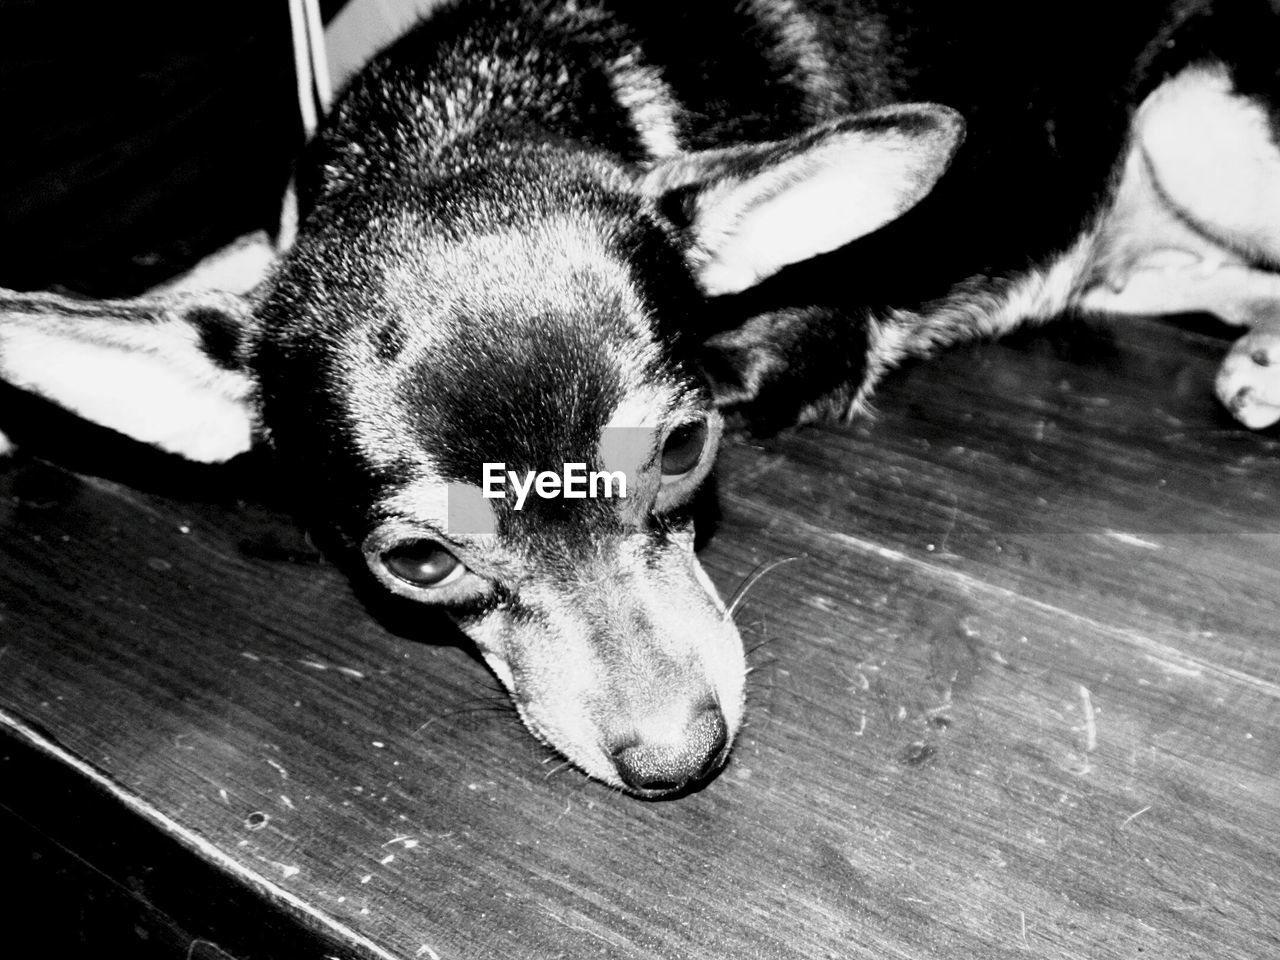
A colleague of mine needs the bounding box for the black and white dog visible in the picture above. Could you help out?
[3,0,1280,797]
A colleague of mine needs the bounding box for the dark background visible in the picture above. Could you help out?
[0,0,348,298]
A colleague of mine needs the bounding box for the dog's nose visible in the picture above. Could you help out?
[608,701,729,795]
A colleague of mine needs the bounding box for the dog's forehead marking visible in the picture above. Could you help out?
[393,213,653,331]
[341,214,669,474]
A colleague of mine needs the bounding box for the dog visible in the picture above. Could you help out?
[3,0,1280,798]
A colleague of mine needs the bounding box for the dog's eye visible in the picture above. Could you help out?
[381,540,464,588]
[660,418,708,480]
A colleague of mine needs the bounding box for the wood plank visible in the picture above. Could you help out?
[1,313,1278,959]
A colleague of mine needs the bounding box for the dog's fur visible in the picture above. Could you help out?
[5,0,1280,797]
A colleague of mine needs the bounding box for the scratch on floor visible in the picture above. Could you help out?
[296,658,366,679]
[1122,804,1152,826]
[1103,530,1161,550]
[264,757,290,780]
[382,835,420,849]
[1144,654,1203,678]
[186,939,236,960]
[926,686,955,720]
[1078,685,1097,753]
[540,907,624,949]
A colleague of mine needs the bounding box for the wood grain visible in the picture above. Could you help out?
[2,314,1278,959]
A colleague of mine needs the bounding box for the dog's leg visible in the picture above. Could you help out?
[1078,64,1280,428]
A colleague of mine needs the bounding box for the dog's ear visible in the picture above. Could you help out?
[643,104,965,296]
[0,287,260,462]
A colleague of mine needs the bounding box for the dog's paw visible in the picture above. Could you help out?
[1216,324,1280,429]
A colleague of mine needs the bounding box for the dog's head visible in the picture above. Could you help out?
[257,152,743,794]
[0,105,961,797]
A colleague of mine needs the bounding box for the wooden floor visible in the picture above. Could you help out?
[2,310,1278,959]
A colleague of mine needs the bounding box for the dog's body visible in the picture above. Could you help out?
[4,0,1280,797]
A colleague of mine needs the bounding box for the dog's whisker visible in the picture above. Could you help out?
[723,555,803,621]
[414,697,517,735]
[542,759,576,781]
[745,635,777,657]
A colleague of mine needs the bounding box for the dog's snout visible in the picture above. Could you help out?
[608,700,729,796]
